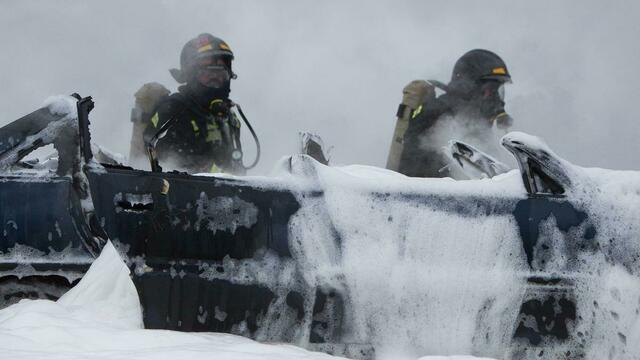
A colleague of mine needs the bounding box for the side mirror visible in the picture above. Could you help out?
[446,140,510,179]
[502,132,571,196]
[300,132,329,165]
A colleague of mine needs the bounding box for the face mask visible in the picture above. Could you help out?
[470,81,506,120]
[480,81,505,101]
[196,65,232,89]
[185,77,231,105]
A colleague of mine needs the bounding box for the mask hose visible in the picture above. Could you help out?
[234,103,260,170]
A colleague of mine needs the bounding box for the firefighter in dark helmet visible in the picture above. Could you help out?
[388,49,514,178]
[129,33,246,174]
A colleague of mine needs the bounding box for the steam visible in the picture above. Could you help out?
[0,1,639,173]
[418,113,515,176]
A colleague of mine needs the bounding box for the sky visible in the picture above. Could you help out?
[0,0,639,173]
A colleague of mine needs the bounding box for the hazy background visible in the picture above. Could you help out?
[1,0,639,173]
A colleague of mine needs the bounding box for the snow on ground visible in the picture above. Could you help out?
[0,241,494,360]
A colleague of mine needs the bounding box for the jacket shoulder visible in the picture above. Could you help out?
[411,95,450,122]
[140,94,185,132]
[134,82,170,113]
[157,93,189,114]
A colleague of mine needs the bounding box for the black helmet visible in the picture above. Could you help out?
[170,33,235,84]
[448,49,511,95]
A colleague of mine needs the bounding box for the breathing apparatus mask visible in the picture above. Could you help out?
[194,56,236,90]
[185,56,235,101]
[479,80,505,101]
[475,80,512,129]
[196,65,232,89]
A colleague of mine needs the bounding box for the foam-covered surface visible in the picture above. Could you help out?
[42,95,78,117]
[284,156,527,358]
[0,242,348,360]
[279,148,640,358]
[6,130,640,359]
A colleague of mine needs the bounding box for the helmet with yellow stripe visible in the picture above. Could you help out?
[448,49,511,96]
[170,33,236,86]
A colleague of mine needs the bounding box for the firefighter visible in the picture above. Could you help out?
[130,33,244,174]
[393,49,514,178]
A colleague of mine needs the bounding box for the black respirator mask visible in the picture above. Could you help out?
[476,81,513,129]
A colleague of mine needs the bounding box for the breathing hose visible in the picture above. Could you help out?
[234,103,260,170]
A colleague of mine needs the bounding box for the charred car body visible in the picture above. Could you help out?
[0,95,638,359]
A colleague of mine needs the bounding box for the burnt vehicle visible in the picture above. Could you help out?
[1,95,639,359]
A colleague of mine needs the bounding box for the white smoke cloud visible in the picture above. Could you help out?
[0,0,639,173]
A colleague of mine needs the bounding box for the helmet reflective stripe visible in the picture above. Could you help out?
[449,49,511,94]
[173,34,235,84]
[492,67,507,75]
[197,44,214,53]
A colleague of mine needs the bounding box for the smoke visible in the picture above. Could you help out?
[418,114,514,167]
[0,0,639,173]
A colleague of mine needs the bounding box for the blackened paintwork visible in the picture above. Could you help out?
[88,167,299,260]
[514,197,589,267]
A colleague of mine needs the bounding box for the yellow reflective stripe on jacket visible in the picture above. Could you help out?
[190,119,200,132]
[411,104,423,119]
[204,122,221,143]
[150,113,159,127]
[210,163,222,173]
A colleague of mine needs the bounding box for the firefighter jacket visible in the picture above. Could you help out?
[142,88,242,174]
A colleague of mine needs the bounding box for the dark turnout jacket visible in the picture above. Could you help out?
[143,87,241,174]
